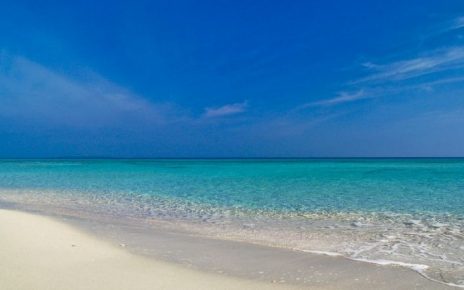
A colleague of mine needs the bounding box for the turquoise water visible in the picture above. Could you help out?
[0,159,463,214]
[0,159,463,286]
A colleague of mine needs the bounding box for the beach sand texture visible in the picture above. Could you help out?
[0,209,458,290]
[0,209,299,290]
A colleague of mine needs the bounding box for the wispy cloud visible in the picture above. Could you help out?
[450,16,464,30]
[203,101,248,118]
[300,47,464,108]
[300,90,367,108]
[356,47,464,83]
[0,54,177,127]
[297,16,464,111]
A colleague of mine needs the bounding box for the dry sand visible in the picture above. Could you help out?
[0,209,299,290]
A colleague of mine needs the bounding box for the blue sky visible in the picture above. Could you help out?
[1,0,464,157]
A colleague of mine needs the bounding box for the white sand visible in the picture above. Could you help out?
[0,209,299,290]
[0,209,457,290]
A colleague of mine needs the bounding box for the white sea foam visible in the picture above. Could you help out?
[301,249,464,288]
[301,250,343,257]
[351,258,429,271]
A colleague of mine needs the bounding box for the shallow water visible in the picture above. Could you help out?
[0,159,463,286]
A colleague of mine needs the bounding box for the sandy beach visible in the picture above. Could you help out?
[0,209,299,290]
[0,208,459,290]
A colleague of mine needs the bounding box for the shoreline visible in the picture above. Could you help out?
[1,158,463,286]
[0,207,459,289]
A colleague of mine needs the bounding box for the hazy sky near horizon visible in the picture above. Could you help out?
[1,0,464,157]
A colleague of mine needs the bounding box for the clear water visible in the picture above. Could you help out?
[0,159,463,286]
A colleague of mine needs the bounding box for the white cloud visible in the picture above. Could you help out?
[356,47,464,83]
[296,17,464,112]
[203,101,248,118]
[0,54,175,127]
[451,16,464,30]
[300,90,367,108]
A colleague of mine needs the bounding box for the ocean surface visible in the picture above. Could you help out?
[0,159,463,286]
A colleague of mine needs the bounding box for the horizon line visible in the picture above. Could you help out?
[1,156,464,160]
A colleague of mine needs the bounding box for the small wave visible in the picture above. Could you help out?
[301,250,343,257]
[301,249,428,271]
[351,258,429,272]
[301,249,464,288]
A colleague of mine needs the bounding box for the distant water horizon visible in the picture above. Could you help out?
[2,157,464,160]
[0,159,463,286]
